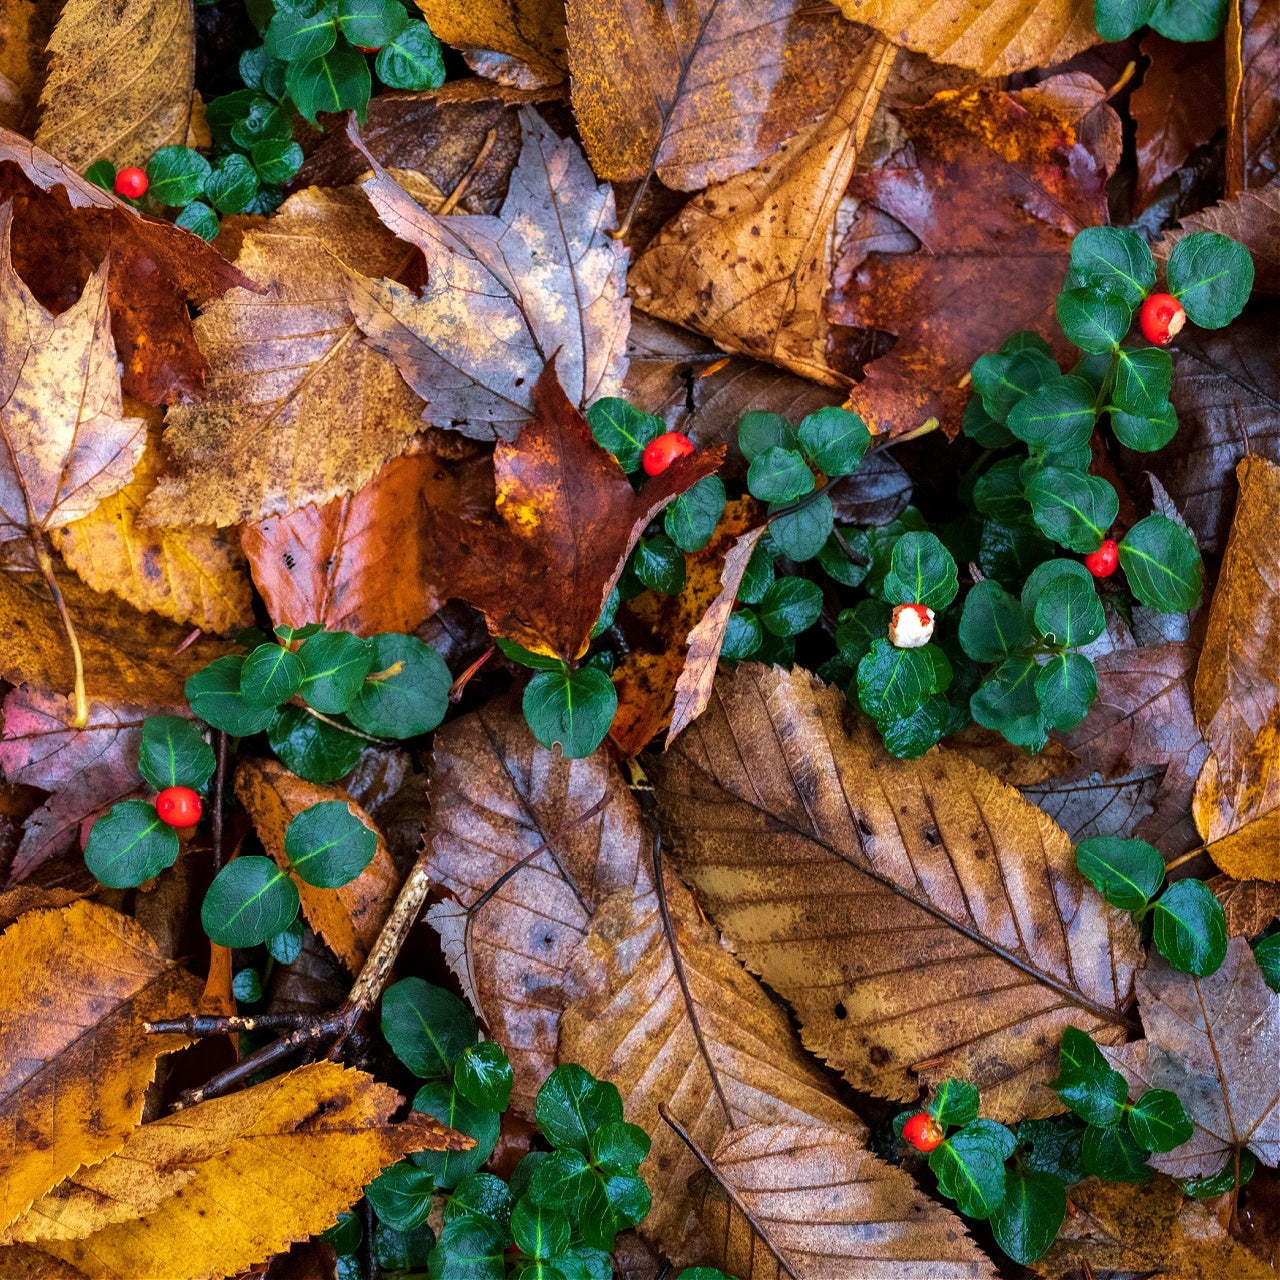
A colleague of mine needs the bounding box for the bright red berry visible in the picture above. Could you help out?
[903,1112,944,1153]
[113,167,148,200]
[1138,292,1186,345]
[355,44,381,52]
[1084,538,1119,578]
[155,786,202,828]
[641,431,695,476]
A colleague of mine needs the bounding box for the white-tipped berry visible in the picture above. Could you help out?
[889,603,935,648]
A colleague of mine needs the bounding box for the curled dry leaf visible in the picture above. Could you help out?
[0,900,201,1231]
[424,697,650,1113]
[655,664,1143,1121]
[628,37,898,390]
[1227,0,1280,194]
[1153,186,1280,295]
[566,0,869,191]
[831,77,1117,438]
[234,759,399,972]
[1104,938,1280,1178]
[346,106,629,442]
[831,0,1095,74]
[14,1061,466,1277]
[1209,874,1280,937]
[412,0,567,88]
[34,0,193,172]
[415,361,723,661]
[142,186,427,530]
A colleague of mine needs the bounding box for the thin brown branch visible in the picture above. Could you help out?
[438,128,498,216]
[211,731,228,874]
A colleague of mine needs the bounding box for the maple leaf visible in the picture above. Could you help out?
[412,0,568,87]
[415,361,723,661]
[345,106,630,441]
[0,900,201,1231]
[655,663,1144,1121]
[1105,938,1280,1178]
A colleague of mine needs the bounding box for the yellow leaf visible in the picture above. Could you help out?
[0,0,58,133]
[413,0,567,87]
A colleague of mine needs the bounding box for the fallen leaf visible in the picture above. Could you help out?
[1105,938,1280,1178]
[655,664,1143,1121]
[1021,768,1162,844]
[34,0,193,172]
[1154,187,1280,295]
[831,0,1095,74]
[1227,0,1280,194]
[829,76,1117,438]
[424,697,650,1112]
[629,38,897,390]
[566,0,869,190]
[346,107,629,442]
[1193,455,1280,879]
[141,185,427,529]
[0,0,57,133]
[15,1061,465,1278]
[412,0,567,87]
[1131,34,1225,211]
[242,449,492,639]
[0,899,200,1230]
[1209,874,1280,936]
[0,124,249,405]
[234,759,400,972]
[0,887,84,930]
[50,404,252,635]
[414,361,723,661]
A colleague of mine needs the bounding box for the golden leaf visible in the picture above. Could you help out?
[655,664,1143,1121]
[413,0,567,87]
[0,0,58,133]
[0,900,201,1231]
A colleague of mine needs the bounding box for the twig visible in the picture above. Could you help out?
[1164,845,1208,875]
[211,731,228,874]
[438,128,498,216]
[32,534,87,727]
[145,1012,317,1036]
[300,704,388,744]
[659,1105,799,1280]
[449,645,495,702]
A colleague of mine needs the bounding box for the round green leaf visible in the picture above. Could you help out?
[336,0,407,48]
[1069,225,1156,308]
[929,1079,980,1127]
[229,95,292,148]
[375,20,447,90]
[85,800,179,888]
[972,458,1030,523]
[632,534,686,594]
[287,43,371,124]
[1256,933,1280,992]
[381,977,477,1077]
[535,1064,623,1157]
[737,536,775,603]
[928,1122,1013,1220]
[1152,877,1227,976]
[374,1220,436,1272]
[297,630,374,713]
[250,138,304,185]
[878,696,951,759]
[1149,0,1227,39]
[746,446,813,503]
[958,579,1031,663]
[1114,347,1173,418]
[737,411,798,461]
[522,666,616,760]
[175,200,220,241]
[138,715,215,792]
[526,1150,591,1209]
[1111,400,1178,452]
[796,406,870,476]
[1032,571,1105,648]
[971,347,1060,423]
[1034,652,1097,730]
[85,159,115,191]
[267,704,364,781]
[962,394,1014,447]
[970,656,1048,752]
[1128,1088,1193,1152]
[1181,1148,1256,1199]
[366,1160,435,1230]
[720,608,762,661]
[1021,557,1093,615]
[1082,1122,1150,1182]
[991,1169,1067,1265]
[265,0,337,62]
[201,856,299,947]
[145,146,211,207]
[267,918,304,963]
[1058,1059,1128,1128]
[284,800,377,888]
[240,642,305,707]
[232,967,263,1002]
[1007,374,1098,454]
[586,398,661,473]
[205,153,260,215]
[346,633,449,737]
[411,1080,500,1188]
[322,1209,363,1255]
[1119,514,1203,612]
[1057,287,1133,353]
[454,1041,514,1113]
[978,518,1056,585]
[1055,1025,1111,1091]
[430,1216,507,1280]
[1094,0,1155,39]
[664,474,726,552]
[592,1120,651,1174]
[186,655,278,736]
[883,531,959,610]
[857,639,936,721]
[836,599,891,667]
[510,1199,571,1260]
[445,1171,512,1225]
[1074,836,1165,913]
[758,576,822,637]
[1025,467,1118,553]
[1167,231,1254,327]
[768,494,832,561]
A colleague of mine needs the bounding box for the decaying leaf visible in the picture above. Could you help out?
[346,106,630,442]
[1192,456,1280,880]
[141,186,427,530]
[655,664,1143,1121]
[424,698,650,1112]
[412,0,567,87]
[830,77,1117,438]
[34,0,193,172]
[51,406,252,635]
[0,900,201,1231]
[415,362,723,661]
[629,37,898,389]
[1209,874,1280,936]
[235,759,400,972]
[566,0,869,190]
[831,0,1095,75]
[13,1061,465,1277]
[1227,0,1280,194]
[1105,938,1280,1178]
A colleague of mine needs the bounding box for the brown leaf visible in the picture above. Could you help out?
[829,77,1117,438]
[140,185,427,529]
[234,759,400,972]
[692,1121,996,1280]
[566,0,869,190]
[0,124,249,405]
[417,362,723,661]
[50,405,252,634]
[412,0,567,88]
[15,1061,465,1278]
[1105,938,1280,1178]
[346,107,629,442]
[655,664,1143,1121]
[1227,0,1280,194]
[831,0,1096,74]
[34,0,192,172]
[0,0,57,133]
[242,449,492,639]
[1209,874,1280,936]
[0,887,84,930]
[1021,768,1162,844]
[1154,187,1280,296]
[1131,34,1225,211]
[423,697,649,1112]
[628,38,898,390]
[0,899,201,1230]
[1193,455,1280,878]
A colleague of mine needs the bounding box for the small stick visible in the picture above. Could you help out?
[438,128,498,216]
[450,645,495,703]
[211,731,228,874]
[145,1013,316,1036]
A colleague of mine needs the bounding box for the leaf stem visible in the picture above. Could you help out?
[32,534,87,727]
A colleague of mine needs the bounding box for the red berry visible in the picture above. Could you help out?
[355,44,381,52]
[902,1112,944,1153]
[155,786,202,828]
[1138,292,1186,346]
[641,431,695,476]
[1084,538,1119,578]
[114,167,148,200]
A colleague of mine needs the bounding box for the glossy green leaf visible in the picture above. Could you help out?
[374,1220,436,1272]
[265,0,337,61]
[970,656,1048,752]
[430,1216,507,1280]
[1119,514,1203,611]
[1032,570,1105,648]
[145,146,211,206]
[665,475,725,553]
[877,695,951,759]
[323,1210,362,1255]
[284,800,376,888]
[201,856,299,947]
[1057,287,1132,353]
[746,446,813,503]
[346,633,450,737]
[266,918,304,964]
[720,609,762,661]
[535,1065,623,1157]
[1114,347,1173,418]
[526,1150,591,1209]
[958,580,1031,663]
[336,0,406,46]
[1034,652,1097,730]
[239,642,305,707]
[1074,836,1165,913]
[510,1199,571,1260]
[1094,0,1155,39]
[1167,230,1254,327]
[796,406,870,476]
[972,458,1030,523]
[84,800,179,888]
[250,138,305,185]
[267,705,364,782]
[412,1080,501,1188]
[1181,1149,1256,1199]
[287,44,371,124]
[768,493,832,561]
[1069,225,1156,308]
[186,655,278,736]
[929,1079,980,1127]
[1081,1122,1150,1182]
[758,576,823,637]
[454,1041,514,1113]
[85,159,115,191]
[381,977,477,1078]
[592,1120,651,1173]
[836,599,891,667]
[1128,1088,1193,1152]
[375,21,447,90]
[991,1170,1066,1265]
[929,1121,1013,1220]
[737,411,798,461]
[978,517,1056,584]
[1058,1057,1128,1127]
[1025,467,1118,553]
[138,715,215,792]
[1256,934,1280,992]
[962,394,1014,447]
[1055,1025,1111,1087]
[175,200,219,241]
[857,639,936,721]
[971,347,1060,423]
[232,967,263,1002]
[366,1160,435,1230]
[296,630,374,714]
[229,95,292,149]
[1006,375,1098,454]
[882,531,958,609]
[205,153,260,215]
[522,666,616,760]
[586,398,661,473]
[1152,877,1227,976]
[1111,400,1178,452]
[632,534,686,594]
[1015,1116,1085,1185]
[445,1172,512,1226]
[1149,0,1227,39]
